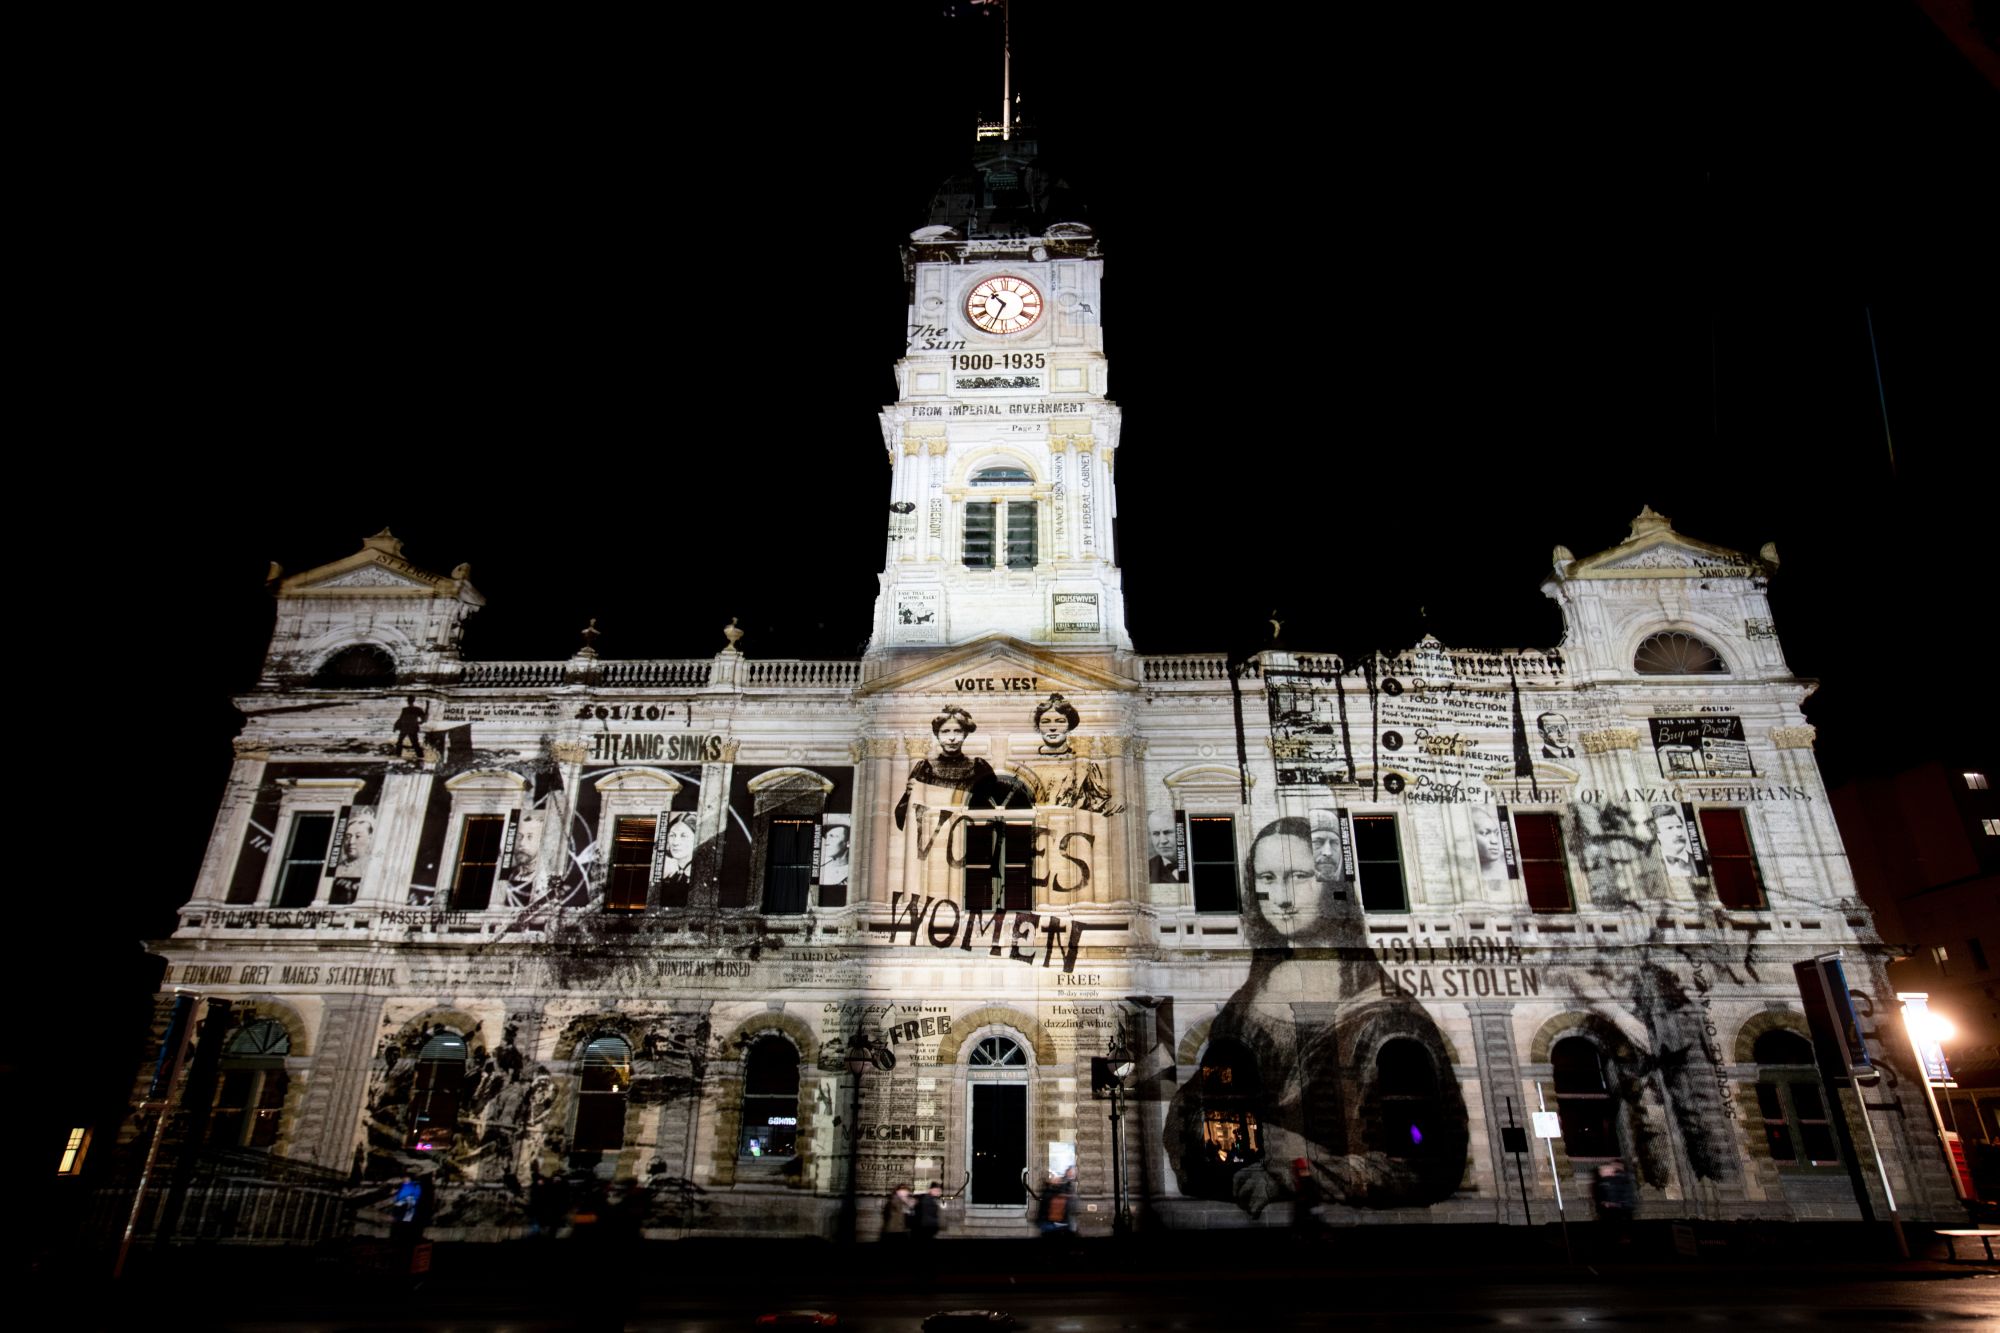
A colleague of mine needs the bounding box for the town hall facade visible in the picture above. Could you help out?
[128,157,1960,1242]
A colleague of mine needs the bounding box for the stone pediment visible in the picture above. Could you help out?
[275,530,485,605]
[858,635,1136,698]
[1554,507,1776,583]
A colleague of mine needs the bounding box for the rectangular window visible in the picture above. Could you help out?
[1188,815,1239,913]
[963,501,996,569]
[1005,500,1037,568]
[762,819,814,914]
[965,819,1033,912]
[451,814,506,911]
[605,816,656,912]
[1514,812,1573,913]
[274,813,334,908]
[57,1127,90,1176]
[1696,808,1765,909]
[1983,819,2000,837]
[1966,772,1990,790]
[1351,814,1407,912]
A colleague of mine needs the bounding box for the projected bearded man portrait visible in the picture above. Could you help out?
[1163,816,1468,1216]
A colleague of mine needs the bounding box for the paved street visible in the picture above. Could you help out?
[80,1253,2000,1332]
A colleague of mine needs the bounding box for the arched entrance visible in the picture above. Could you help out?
[967,1035,1028,1206]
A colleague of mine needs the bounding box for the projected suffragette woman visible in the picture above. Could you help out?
[1164,816,1468,1215]
[894,707,999,829]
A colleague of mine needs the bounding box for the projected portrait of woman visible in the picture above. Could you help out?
[894,706,1000,829]
[1164,816,1468,1216]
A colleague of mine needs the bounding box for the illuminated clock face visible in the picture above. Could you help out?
[965,275,1044,335]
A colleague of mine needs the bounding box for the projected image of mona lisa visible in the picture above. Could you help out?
[1163,816,1468,1216]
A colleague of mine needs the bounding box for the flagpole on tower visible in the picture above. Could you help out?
[1001,0,1012,141]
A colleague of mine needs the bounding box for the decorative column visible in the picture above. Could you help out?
[926,438,951,563]
[190,742,270,905]
[362,757,438,910]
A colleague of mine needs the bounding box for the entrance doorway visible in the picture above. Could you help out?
[968,1036,1028,1206]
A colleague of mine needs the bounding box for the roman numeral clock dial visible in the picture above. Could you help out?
[965,275,1044,335]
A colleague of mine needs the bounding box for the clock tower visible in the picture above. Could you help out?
[868,132,1129,658]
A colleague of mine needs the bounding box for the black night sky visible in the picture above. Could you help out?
[28,5,1995,1138]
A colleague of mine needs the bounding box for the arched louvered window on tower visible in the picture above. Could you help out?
[314,644,397,687]
[1633,631,1728,675]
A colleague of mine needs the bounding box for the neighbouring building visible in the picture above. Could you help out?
[1833,761,2000,1200]
[115,134,1963,1246]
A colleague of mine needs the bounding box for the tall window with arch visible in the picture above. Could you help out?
[1373,1038,1446,1159]
[211,1018,291,1150]
[739,1035,800,1159]
[1550,1036,1620,1159]
[1188,1038,1262,1199]
[574,1035,633,1154]
[1754,1029,1839,1166]
[407,1031,469,1153]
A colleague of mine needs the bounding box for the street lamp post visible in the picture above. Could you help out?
[840,1031,872,1244]
[1103,1036,1136,1236]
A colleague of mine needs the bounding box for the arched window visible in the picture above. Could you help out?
[314,645,397,687]
[408,1031,468,1153]
[1374,1039,1444,1159]
[739,1035,800,1159]
[211,1019,291,1150]
[1634,631,1728,675]
[1551,1036,1619,1159]
[1754,1029,1838,1166]
[573,1035,632,1154]
[968,1036,1027,1067]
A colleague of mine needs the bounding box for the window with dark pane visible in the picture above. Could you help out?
[739,1035,800,1158]
[963,501,997,569]
[1351,814,1407,912]
[210,1018,291,1150]
[408,1032,467,1152]
[1188,815,1239,913]
[1005,500,1037,568]
[274,813,334,908]
[1696,808,1765,909]
[1551,1037,1618,1158]
[1754,1030,1837,1166]
[313,644,396,687]
[1516,812,1573,912]
[573,1036,631,1153]
[966,819,1034,911]
[450,814,506,911]
[605,816,655,912]
[762,819,814,914]
[1374,1039,1444,1159]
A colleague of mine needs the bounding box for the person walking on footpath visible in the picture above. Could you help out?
[1593,1160,1638,1252]
[913,1181,945,1239]
[881,1183,914,1242]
